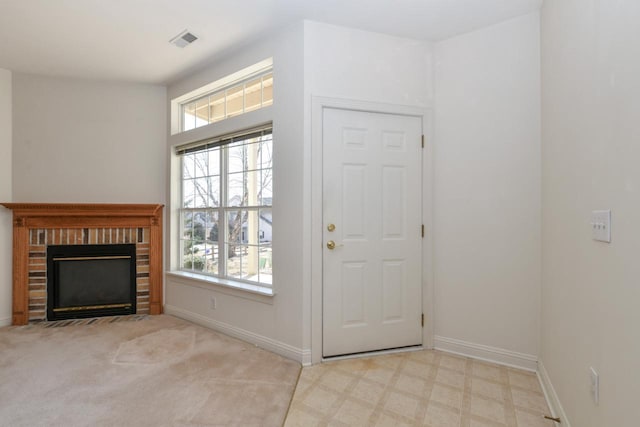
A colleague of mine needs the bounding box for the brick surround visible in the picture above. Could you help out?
[0,203,164,325]
[27,227,151,322]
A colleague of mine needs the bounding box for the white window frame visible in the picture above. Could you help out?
[169,60,275,297]
[177,125,273,288]
[170,58,273,136]
[181,70,273,132]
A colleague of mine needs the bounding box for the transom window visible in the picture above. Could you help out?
[177,125,273,287]
[181,69,273,132]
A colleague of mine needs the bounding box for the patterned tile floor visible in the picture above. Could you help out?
[285,350,553,427]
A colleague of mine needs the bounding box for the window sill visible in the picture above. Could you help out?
[166,271,275,303]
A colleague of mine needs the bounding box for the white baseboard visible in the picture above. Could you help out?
[537,360,570,426]
[434,335,538,372]
[301,350,312,367]
[0,316,11,327]
[165,304,307,364]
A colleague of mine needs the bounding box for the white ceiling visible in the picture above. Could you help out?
[0,0,542,84]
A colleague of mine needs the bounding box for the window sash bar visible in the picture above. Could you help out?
[219,146,228,277]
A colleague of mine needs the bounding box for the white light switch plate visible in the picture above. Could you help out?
[591,210,611,243]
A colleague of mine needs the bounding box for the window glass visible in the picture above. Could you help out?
[183,102,197,131]
[179,131,273,286]
[226,84,243,117]
[244,77,262,112]
[209,92,225,122]
[180,68,272,132]
[195,98,210,127]
[262,73,273,106]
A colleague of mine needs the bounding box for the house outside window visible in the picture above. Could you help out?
[177,125,273,287]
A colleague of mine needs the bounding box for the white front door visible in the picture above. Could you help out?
[322,108,423,357]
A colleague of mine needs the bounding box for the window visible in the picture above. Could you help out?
[181,70,273,132]
[177,125,273,287]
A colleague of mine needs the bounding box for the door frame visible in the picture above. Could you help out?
[310,96,434,364]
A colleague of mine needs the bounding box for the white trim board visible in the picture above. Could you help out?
[0,317,11,327]
[165,304,309,365]
[538,360,571,427]
[434,335,538,372]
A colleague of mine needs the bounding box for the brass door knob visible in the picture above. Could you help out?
[326,240,336,250]
[327,223,336,232]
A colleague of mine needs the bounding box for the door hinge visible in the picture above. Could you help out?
[421,135,425,148]
[421,224,425,238]
[421,313,424,327]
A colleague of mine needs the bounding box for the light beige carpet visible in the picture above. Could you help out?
[0,315,300,427]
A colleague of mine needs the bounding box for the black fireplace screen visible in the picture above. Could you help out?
[47,244,136,320]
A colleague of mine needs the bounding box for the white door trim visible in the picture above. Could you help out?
[310,96,434,364]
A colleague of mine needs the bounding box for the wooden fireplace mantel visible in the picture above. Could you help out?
[0,203,164,325]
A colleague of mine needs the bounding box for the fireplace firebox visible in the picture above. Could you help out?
[47,244,137,320]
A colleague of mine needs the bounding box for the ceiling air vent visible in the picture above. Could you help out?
[170,30,198,48]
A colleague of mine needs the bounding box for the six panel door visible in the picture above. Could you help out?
[322,108,423,357]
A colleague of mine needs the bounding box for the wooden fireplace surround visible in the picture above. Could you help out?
[0,203,164,325]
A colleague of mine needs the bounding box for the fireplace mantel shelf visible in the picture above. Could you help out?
[1,203,163,224]
[1,203,164,325]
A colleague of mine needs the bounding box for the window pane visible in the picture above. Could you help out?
[207,176,221,207]
[227,172,244,206]
[246,170,260,206]
[182,211,194,240]
[226,244,244,280]
[259,169,273,205]
[208,149,221,176]
[183,210,206,272]
[258,243,272,285]
[244,244,260,281]
[182,178,195,208]
[209,92,225,122]
[227,210,245,244]
[195,97,209,127]
[226,84,243,117]
[228,142,246,174]
[179,124,273,286]
[245,140,260,171]
[191,211,208,240]
[192,151,208,178]
[182,154,194,179]
[259,137,273,170]
[245,210,260,245]
[259,209,272,243]
[262,73,273,106]
[178,67,272,132]
[244,77,262,112]
[204,211,219,275]
[193,178,209,208]
[226,209,246,280]
[183,102,196,131]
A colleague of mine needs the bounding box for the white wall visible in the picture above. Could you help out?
[12,74,166,203]
[0,69,12,326]
[433,13,541,366]
[165,22,307,360]
[541,1,640,426]
[304,21,433,362]
[165,21,433,363]
[304,21,433,106]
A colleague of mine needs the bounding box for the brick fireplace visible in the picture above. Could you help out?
[0,203,164,325]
